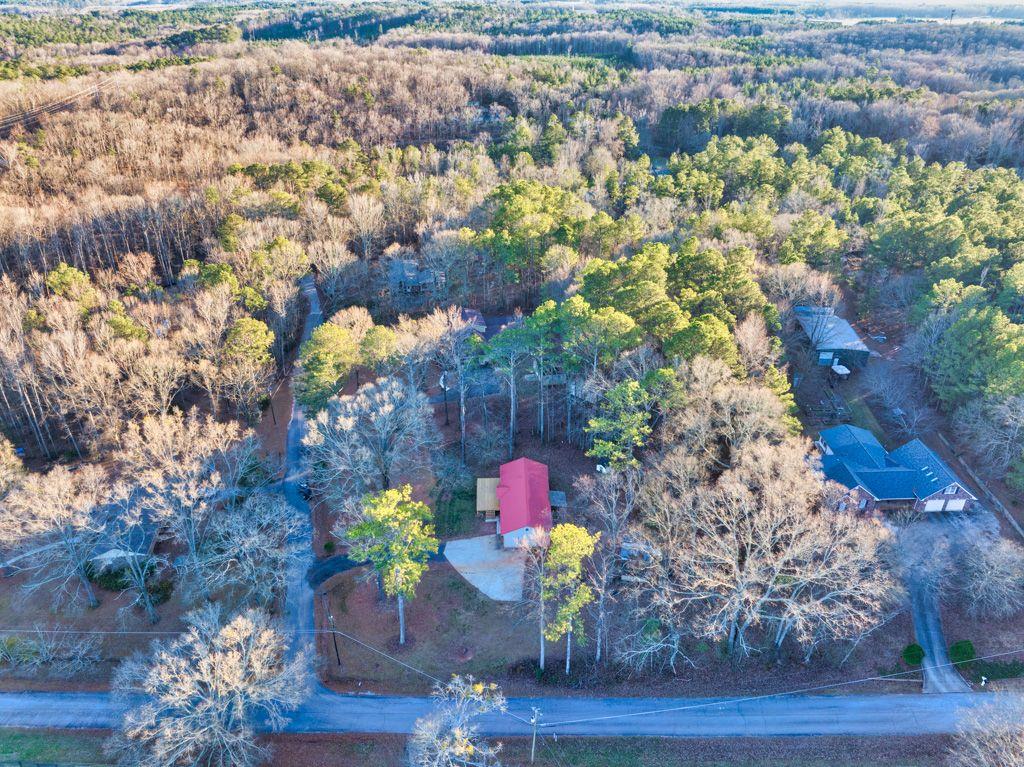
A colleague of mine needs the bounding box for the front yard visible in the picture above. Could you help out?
[317,560,921,698]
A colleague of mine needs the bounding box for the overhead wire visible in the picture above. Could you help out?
[0,623,1015,734]
[537,646,1023,729]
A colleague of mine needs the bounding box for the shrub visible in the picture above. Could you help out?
[902,643,925,667]
[949,640,976,667]
[323,540,335,554]
[149,579,174,606]
[970,659,1024,681]
[88,564,130,592]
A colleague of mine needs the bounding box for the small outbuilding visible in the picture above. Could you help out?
[794,306,871,369]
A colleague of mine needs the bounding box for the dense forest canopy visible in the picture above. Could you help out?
[1,5,1024,763]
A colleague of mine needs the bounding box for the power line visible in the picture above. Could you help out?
[538,646,1024,729]
[0,78,113,134]
[0,622,538,726]
[1,623,1017,733]
[321,625,441,684]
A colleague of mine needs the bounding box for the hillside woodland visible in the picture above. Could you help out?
[0,3,1023,766]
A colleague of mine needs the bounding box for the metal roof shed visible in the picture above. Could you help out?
[794,306,871,368]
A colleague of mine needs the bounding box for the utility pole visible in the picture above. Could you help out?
[439,372,450,425]
[530,707,542,763]
[320,591,341,666]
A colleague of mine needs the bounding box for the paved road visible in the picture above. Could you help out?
[282,275,322,660]
[0,689,1014,737]
[899,517,972,694]
[306,547,447,589]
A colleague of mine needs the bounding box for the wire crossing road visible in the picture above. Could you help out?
[0,690,1015,737]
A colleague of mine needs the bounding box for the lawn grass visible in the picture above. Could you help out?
[432,481,479,538]
[0,728,108,763]
[266,733,948,767]
[845,393,889,444]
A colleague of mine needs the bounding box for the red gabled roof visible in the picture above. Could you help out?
[497,457,552,535]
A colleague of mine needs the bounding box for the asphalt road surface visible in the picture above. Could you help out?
[282,274,321,661]
[0,690,1015,737]
[909,581,971,693]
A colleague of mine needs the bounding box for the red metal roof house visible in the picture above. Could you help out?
[496,457,552,548]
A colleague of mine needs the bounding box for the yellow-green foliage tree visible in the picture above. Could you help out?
[542,523,600,675]
[343,485,438,646]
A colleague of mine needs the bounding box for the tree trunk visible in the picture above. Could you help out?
[565,628,572,675]
[78,566,99,609]
[508,375,517,460]
[459,382,467,466]
[140,584,158,624]
[538,608,545,672]
[398,593,406,645]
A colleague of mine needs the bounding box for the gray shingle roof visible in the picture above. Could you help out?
[890,439,973,500]
[819,428,973,502]
[819,425,888,468]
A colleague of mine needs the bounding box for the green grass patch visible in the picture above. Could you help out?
[432,481,478,538]
[967,658,1024,682]
[845,395,888,444]
[0,728,108,763]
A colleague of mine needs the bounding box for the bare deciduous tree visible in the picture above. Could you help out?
[0,625,102,678]
[628,439,898,662]
[194,491,307,608]
[109,605,310,767]
[118,410,245,599]
[577,470,640,664]
[422,306,478,464]
[348,193,385,259]
[121,337,188,417]
[103,482,170,625]
[181,285,235,418]
[953,395,1024,480]
[948,698,1024,767]
[408,675,506,767]
[1,464,106,608]
[665,356,789,475]
[958,537,1024,620]
[304,377,435,503]
[761,263,841,333]
[734,313,779,377]
[863,364,937,439]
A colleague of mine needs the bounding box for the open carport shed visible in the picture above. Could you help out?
[794,305,871,369]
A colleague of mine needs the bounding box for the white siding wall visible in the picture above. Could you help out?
[502,526,536,549]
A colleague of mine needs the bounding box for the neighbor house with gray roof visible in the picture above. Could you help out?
[817,424,976,514]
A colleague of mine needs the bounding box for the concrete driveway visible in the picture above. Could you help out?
[443,535,525,601]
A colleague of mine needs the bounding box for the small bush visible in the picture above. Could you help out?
[149,579,174,606]
[902,643,925,667]
[88,565,130,592]
[323,540,335,554]
[949,640,976,666]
